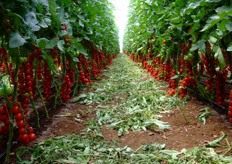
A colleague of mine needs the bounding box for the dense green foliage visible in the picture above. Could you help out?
[0,0,119,163]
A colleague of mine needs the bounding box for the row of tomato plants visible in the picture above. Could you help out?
[0,44,115,142]
[125,40,232,121]
[0,44,117,161]
[0,0,119,163]
[123,1,232,123]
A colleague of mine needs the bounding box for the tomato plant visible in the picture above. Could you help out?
[0,0,119,162]
[123,0,232,121]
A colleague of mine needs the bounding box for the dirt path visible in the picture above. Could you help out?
[15,54,232,163]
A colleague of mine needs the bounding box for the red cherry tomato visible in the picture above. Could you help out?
[229,106,232,111]
[21,134,30,144]
[0,108,5,114]
[17,120,25,128]
[12,103,20,114]
[28,126,34,133]
[228,111,232,117]
[29,133,36,141]
[19,128,26,134]
[15,113,23,121]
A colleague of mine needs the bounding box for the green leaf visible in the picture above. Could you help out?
[213,46,226,69]
[25,11,40,31]
[38,18,50,28]
[46,38,59,49]
[145,119,170,130]
[71,94,87,103]
[37,38,48,49]
[57,40,65,51]
[118,128,124,137]
[170,75,179,80]
[9,32,26,48]
[190,40,205,53]
[206,0,222,3]
[227,43,232,51]
[76,43,88,57]
[188,1,202,9]
[48,0,58,23]
[196,107,211,125]
[160,150,181,159]
[72,57,79,62]
[201,15,220,32]
[209,36,217,43]
[42,54,55,70]
[216,6,232,16]
[79,20,84,27]
[226,22,232,32]
[175,0,185,7]
[219,19,228,31]
[205,133,227,147]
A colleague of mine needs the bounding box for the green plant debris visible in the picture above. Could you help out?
[80,54,182,136]
[16,134,232,164]
[196,107,212,125]
[206,133,227,148]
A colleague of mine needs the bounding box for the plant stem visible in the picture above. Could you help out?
[36,85,49,118]
[5,59,19,164]
[31,99,40,127]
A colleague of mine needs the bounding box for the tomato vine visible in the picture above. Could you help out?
[0,0,119,163]
[123,0,232,121]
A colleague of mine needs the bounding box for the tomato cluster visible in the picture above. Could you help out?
[43,62,52,99]
[91,49,103,79]
[50,48,60,66]
[215,71,227,106]
[78,54,92,84]
[0,104,10,136]
[60,75,71,102]
[0,48,8,74]
[12,103,36,144]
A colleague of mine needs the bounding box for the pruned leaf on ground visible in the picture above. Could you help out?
[206,133,227,148]
[160,149,182,159]
[16,134,232,163]
[196,107,211,125]
[71,93,87,102]
[145,119,170,130]
[79,54,181,136]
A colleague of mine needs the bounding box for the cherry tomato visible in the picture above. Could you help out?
[22,103,28,110]
[230,102,232,106]
[28,126,34,133]
[17,120,25,128]
[27,80,33,86]
[21,134,30,144]
[0,108,5,114]
[4,119,10,125]
[29,133,36,141]
[15,113,23,121]
[228,111,232,117]
[229,106,232,111]
[19,128,26,134]
[12,103,20,114]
